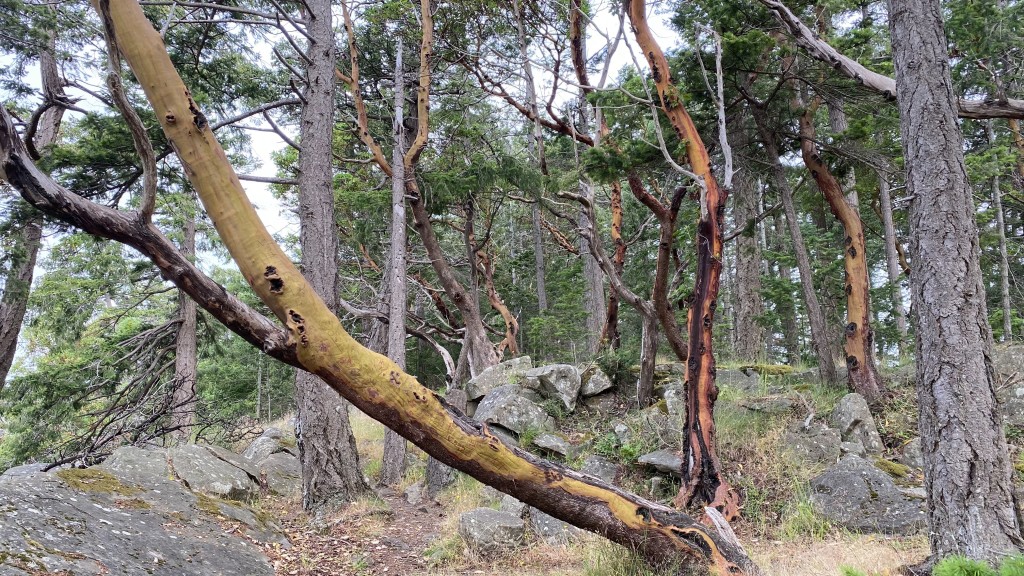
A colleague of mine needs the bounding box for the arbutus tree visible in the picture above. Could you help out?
[0,1,764,574]
[624,0,739,519]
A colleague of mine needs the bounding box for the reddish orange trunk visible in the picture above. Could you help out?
[799,102,883,403]
[626,0,738,519]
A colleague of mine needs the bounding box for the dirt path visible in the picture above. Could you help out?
[260,487,443,575]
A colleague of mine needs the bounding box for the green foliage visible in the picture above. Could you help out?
[932,556,996,576]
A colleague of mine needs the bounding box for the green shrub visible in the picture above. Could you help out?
[932,556,995,576]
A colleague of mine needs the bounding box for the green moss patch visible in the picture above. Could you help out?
[56,468,141,496]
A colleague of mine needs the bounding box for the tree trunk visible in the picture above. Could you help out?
[171,211,198,440]
[581,206,607,355]
[988,121,1013,341]
[753,107,838,382]
[888,0,1024,563]
[293,0,368,510]
[730,118,764,362]
[771,214,802,363]
[57,4,766,574]
[513,0,549,315]
[0,28,64,391]
[876,172,909,353]
[380,40,409,487]
[532,203,548,313]
[798,102,883,402]
[626,0,737,518]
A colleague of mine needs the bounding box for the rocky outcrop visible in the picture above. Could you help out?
[473,384,554,435]
[259,452,302,496]
[783,421,841,465]
[242,427,297,462]
[580,366,614,397]
[169,444,259,501]
[637,450,683,476]
[809,455,926,535]
[830,393,884,455]
[458,508,527,557]
[466,356,533,401]
[532,433,571,457]
[0,463,276,576]
[523,364,581,412]
[579,455,620,484]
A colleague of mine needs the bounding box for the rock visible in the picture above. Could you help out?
[899,438,924,470]
[650,476,665,495]
[582,392,619,413]
[579,455,620,484]
[0,466,272,575]
[242,430,296,463]
[523,364,582,412]
[654,363,686,379]
[998,384,1024,427]
[809,455,926,535]
[613,422,631,445]
[532,433,571,457]
[739,395,798,414]
[830,393,884,455]
[473,385,554,435]
[487,425,520,448]
[717,369,761,393]
[203,444,261,481]
[169,444,258,501]
[580,367,614,397]
[207,497,289,546]
[638,450,683,476]
[404,481,424,505]
[499,494,528,517]
[841,441,867,457]
[528,507,581,545]
[467,356,533,401]
[97,445,170,485]
[259,452,302,497]
[458,508,527,556]
[0,462,52,478]
[783,422,841,464]
[663,385,685,419]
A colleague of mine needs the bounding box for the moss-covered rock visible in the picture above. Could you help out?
[56,468,142,496]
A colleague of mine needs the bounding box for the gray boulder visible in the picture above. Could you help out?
[473,385,554,435]
[259,452,302,497]
[899,438,924,470]
[528,508,582,545]
[458,508,527,556]
[499,494,528,517]
[97,445,170,485]
[523,364,582,412]
[467,356,533,401]
[638,450,683,476]
[404,481,424,505]
[613,422,631,445]
[830,393,884,455]
[579,455,620,484]
[169,444,258,501]
[0,467,272,576]
[809,455,926,535]
[841,441,867,458]
[783,422,841,465]
[532,433,571,457]
[663,385,685,419]
[580,367,614,397]
[582,392,619,413]
[242,427,297,463]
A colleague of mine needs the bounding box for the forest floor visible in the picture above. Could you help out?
[254,404,930,576]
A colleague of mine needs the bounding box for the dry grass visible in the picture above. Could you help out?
[749,533,929,576]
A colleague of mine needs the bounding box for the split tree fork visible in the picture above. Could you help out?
[0,1,763,574]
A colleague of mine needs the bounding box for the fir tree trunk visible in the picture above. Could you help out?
[293,0,368,509]
[753,107,838,382]
[988,122,1013,341]
[380,40,409,487]
[730,118,764,362]
[0,29,64,390]
[171,211,198,440]
[876,172,909,353]
[888,0,1024,563]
